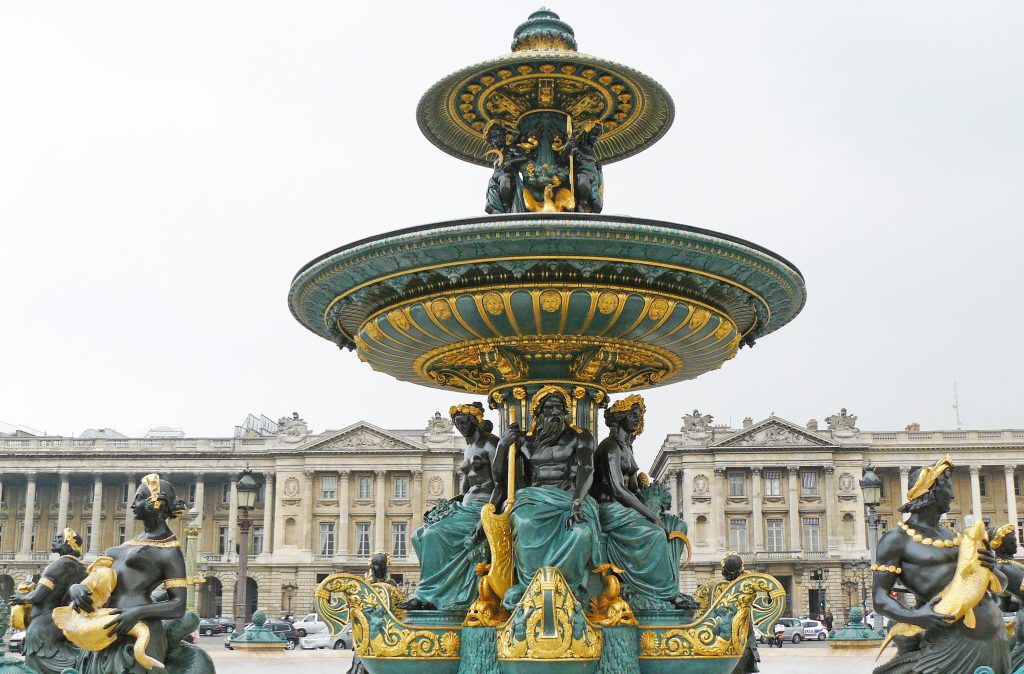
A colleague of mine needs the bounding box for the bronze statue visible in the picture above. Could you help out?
[493,386,600,609]
[872,456,1011,674]
[348,553,403,674]
[400,403,497,611]
[484,122,529,214]
[64,474,192,674]
[8,529,87,674]
[989,524,1024,671]
[591,395,692,609]
[560,120,603,213]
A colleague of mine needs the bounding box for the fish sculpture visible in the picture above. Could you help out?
[878,521,1002,656]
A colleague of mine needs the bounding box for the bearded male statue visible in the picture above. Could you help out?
[493,386,601,609]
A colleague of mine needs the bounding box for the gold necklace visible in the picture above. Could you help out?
[126,534,180,548]
[898,521,959,548]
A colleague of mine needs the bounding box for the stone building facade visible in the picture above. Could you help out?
[0,413,464,618]
[649,410,1024,620]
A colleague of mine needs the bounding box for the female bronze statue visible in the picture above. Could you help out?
[400,403,497,611]
[8,529,87,674]
[591,395,691,609]
[872,457,1010,674]
[65,474,190,674]
[989,524,1024,671]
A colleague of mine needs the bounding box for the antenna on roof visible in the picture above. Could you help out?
[952,381,963,430]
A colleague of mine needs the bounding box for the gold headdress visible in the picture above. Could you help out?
[906,455,953,501]
[992,523,1016,549]
[63,527,83,555]
[142,473,162,510]
[449,404,485,425]
[607,394,646,436]
[527,385,571,435]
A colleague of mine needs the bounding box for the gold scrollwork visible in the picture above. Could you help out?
[497,566,602,661]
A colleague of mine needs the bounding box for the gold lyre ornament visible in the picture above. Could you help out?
[906,455,953,501]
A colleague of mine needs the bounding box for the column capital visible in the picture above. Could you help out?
[750,466,762,476]
[302,468,315,479]
[411,469,424,479]
[338,469,351,480]
[263,472,274,483]
[786,465,800,475]
[375,470,387,479]
[193,472,205,481]
[1005,465,1017,476]
[712,466,726,477]
[665,469,678,479]
[58,471,71,480]
[93,474,103,484]
[898,466,910,477]
[25,471,38,480]
[969,465,981,476]
[823,464,835,475]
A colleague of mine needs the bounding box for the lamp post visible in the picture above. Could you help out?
[184,506,202,614]
[281,582,299,617]
[856,559,870,611]
[841,570,859,619]
[233,468,258,636]
[811,566,828,618]
[860,465,883,564]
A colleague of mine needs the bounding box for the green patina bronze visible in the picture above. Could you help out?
[827,607,883,647]
[230,610,286,649]
[298,8,801,674]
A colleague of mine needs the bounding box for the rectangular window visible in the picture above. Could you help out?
[392,522,408,558]
[252,525,264,555]
[121,483,130,504]
[222,483,231,504]
[979,475,988,497]
[188,483,197,505]
[319,522,336,556]
[802,517,821,552]
[1015,475,1020,497]
[728,518,748,552]
[358,476,373,500]
[117,524,126,545]
[0,523,4,547]
[218,525,229,555]
[87,486,95,505]
[764,471,782,497]
[728,473,745,497]
[801,471,818,495]
[393,476,409,500]
[321,475,337,500]
[878,479,886,499]
[356,522,372,557]
[256,483,265,504]
[766,519,784,552]
[1018,519,1024,539]
[85,524,93,549]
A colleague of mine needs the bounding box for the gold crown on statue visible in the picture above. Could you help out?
[906,455,953,501]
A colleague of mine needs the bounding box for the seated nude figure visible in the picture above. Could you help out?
[493,386,601,609]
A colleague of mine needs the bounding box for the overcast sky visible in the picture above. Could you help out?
[2,1,1021,468]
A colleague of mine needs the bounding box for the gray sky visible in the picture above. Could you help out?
[2,1,1022,468]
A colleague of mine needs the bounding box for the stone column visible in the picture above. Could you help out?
[260,474,274,556]
[124,474,136,539]
[852,466,867,552]
[89,475,103,554]
[676,469,686,516]
[824,465,838,552]
[193,474,205,552]
[374,470,387,553]
[337,471,350,559]
[0,479,4,517]
[787,465,801,551]
[898,467,910,520]
[56,472,71,534]
[711,467,726,551]
[411,470,424,533]
[970,465,983,523]
[20,473,37,554]
[302,469,315,551]
[666,470,679,514]
[1005,466,1018,553]
[751,467,763,553]
[227,479,238,562]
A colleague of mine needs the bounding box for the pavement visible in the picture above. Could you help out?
[4,634,887,674]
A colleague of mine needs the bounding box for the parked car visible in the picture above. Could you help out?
[300,625,353,650]
[223,619,299,650]
[801,619,829,641]
[292,613,327,637]
[199,617,236,636]
[7,630,26,654]
[761,617,804,644]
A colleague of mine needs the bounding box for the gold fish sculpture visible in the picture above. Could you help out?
[52,556,163,670]
[879,522,1002,656]
[10,576,36,630]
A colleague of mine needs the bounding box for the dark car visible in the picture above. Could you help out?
[224,619,299,650]
[199,617,236,636]
[7,630,25,654]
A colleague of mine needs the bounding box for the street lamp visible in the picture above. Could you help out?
[855,559,870,611]
[860,465,883,564]
[233,468,258,635]
[281,582,299,617]
[811,566,828,617]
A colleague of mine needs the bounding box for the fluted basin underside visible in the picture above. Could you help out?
[288,214,805,396]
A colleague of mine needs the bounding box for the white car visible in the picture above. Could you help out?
[801,619,829,641]
[300,625,352,650]
[292,613,327,637]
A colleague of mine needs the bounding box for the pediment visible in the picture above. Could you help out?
[306,422,424,451]
[711,416,836,448]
